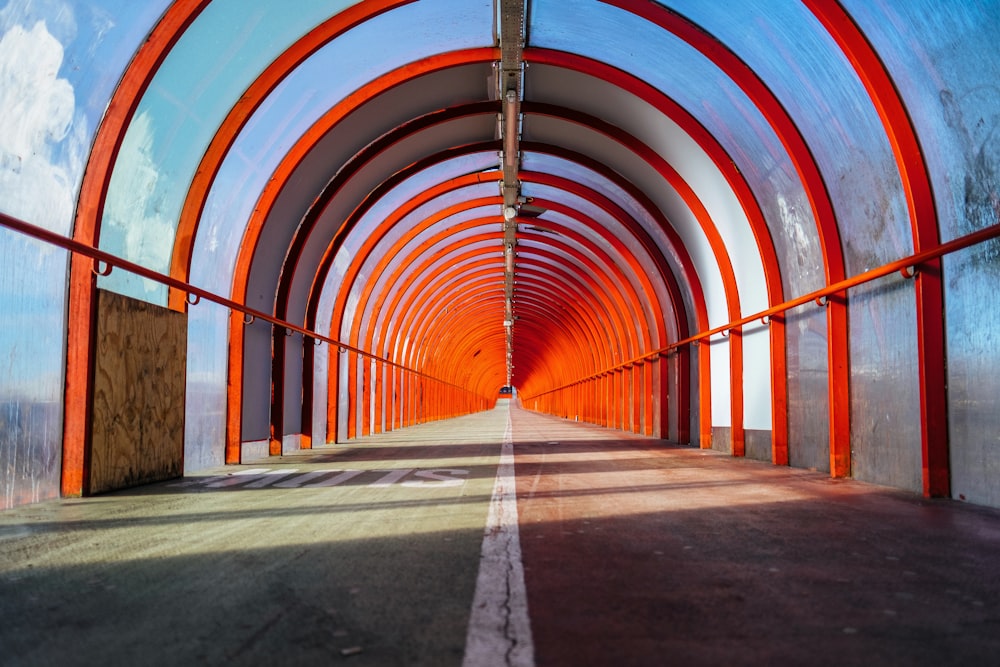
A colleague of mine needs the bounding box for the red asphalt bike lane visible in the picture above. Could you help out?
[507,406,1000,667]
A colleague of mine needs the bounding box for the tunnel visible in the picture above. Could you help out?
[1,1,1000,664]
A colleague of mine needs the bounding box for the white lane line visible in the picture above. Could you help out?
[463,406,534,667]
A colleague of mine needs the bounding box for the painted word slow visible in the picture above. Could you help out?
[168,468,469,489]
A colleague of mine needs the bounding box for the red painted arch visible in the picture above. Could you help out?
[802,0,946,495]
[62,0,211,494]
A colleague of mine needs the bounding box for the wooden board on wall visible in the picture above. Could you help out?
[89,289,187,494]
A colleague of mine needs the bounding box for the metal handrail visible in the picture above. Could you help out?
[0,212,474,393]
[525,221,1000,398]
[6,212,998,400]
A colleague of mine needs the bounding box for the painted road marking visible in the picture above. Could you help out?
[204,469,273,488]
[168,468,470,490]
[368,468,415,488]
[463,405,534,667]
[272,470,336,488]
[300,469,365,488]
[242,469,300,488]
[166,469,269,487]
[401,469,469,488]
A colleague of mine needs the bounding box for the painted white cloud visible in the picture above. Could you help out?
[0,13,84,236]
[103,110,176,296]
[86,6,114,59]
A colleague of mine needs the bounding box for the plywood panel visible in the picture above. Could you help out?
[89,289,186,494]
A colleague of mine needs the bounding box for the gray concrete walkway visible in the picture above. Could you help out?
[2,404,999,666]
[1,408,509,666]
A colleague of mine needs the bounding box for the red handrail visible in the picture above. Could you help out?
[525,221,1000,398]
[0,211,474,393]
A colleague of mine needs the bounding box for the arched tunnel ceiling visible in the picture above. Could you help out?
[54,0,984,426]
[4,0,1000,510]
